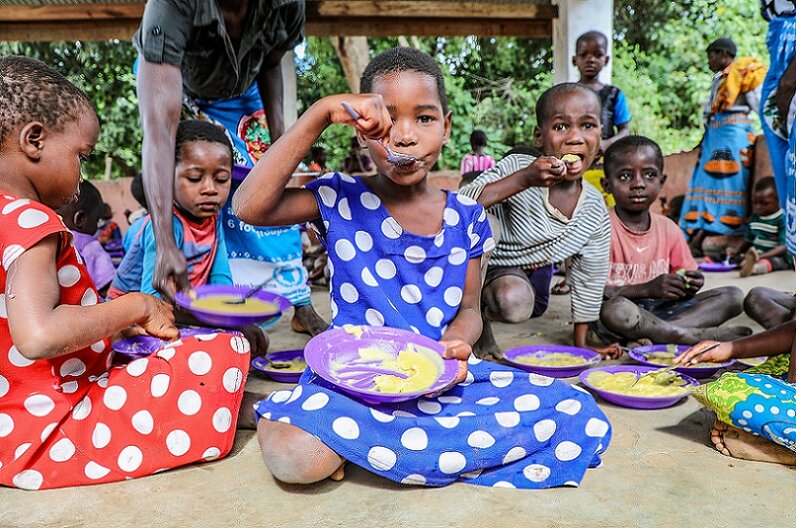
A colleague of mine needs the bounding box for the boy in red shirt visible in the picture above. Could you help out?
[594,136,750,345]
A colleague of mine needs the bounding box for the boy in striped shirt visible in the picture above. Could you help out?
[726,177,792,276]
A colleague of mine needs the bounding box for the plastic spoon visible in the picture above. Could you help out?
[341,102,418,166]
[631,342,721,387]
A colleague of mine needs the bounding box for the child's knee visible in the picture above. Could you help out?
[257,418,341,484]
[493,283,534,323]
[743,287,769,314]
[712,286,744,314]
[600,297,640,332]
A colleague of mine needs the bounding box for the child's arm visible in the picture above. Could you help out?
[440,258,484,355]
[600,123,630,153]
[233,94,392,228]
[727,239,752,260]
[7,235,177,360]
[475,156,565,209]
[604,273,690,301]
[758,245,788,260]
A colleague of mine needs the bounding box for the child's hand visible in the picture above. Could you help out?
[725,246,737,258]
[646,273,688,299]
[429,339,471,393]
[519,156,566,188]
[330,94,392,142]
[682,270,704,292]
[137,294,179,341]
[674,340,732,365]
[591,342,623,360]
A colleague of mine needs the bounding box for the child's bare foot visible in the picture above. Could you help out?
[740,248,760,277]
[473,319,503,360]
[291,305,327,337]
[329,461,347,481]
[711,420,796,465]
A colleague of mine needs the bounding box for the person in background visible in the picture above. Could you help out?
[308,146,328,174]
[341,135,374,175]
[460,130,495,175]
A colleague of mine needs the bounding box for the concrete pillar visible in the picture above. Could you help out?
[553,0,614,84]
[282,51,298,127]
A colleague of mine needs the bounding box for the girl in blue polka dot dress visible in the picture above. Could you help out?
[233,47,612,489]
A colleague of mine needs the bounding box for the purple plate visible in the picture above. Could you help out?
[503,345,601,378]
[629,344,734,379]
[579,365,698,409]
[304,325,458,404]
[698,261,738,272]
[111,327,215,359]
[175,284,291,328]
[251,349,306,383]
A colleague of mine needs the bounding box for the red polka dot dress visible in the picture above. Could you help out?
[0,195,251,490]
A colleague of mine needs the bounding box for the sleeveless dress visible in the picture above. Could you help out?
[0,195,250,490]
[255,174,612,489]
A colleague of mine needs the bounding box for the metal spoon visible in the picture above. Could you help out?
[223,278,272,305]
[341,102,418,166]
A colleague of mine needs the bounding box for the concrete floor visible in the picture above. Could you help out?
[2,272,796,528]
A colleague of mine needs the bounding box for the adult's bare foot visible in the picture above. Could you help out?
[473,319,503,361]
[710,420,796,465]
[291,304,328,337]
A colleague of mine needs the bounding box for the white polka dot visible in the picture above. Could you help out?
[424,266,444,288]
[555,399,582,415]
[400,284,423,304]
[103,386,127,410]
[338,197,352,220]
[438,395,462,404]
[400,427,428,450]
[335,239,356,261]
[375,259,397,279]
[360,191,380,209]
[489,371,513,388]
[178,390,202,416]
[0,294,6,319]
[222,367,244,394]
[401,474,427,485]
[284,385,303,405]
[230,335,250,354]
[585,418,609,437]
[771,406,780,415]
[81,288,98,306]
[368,446,397,471]
[425,307,444,327]
[493,481,516,488]
[443,207,460,226]
[514,394,541,412]
[754,404,765,413]
[460,370,475,386]
[483,237,496,253]
[166,429,191,456]
[404,246,426,264]
[469,232,481,249]
[467,430,496,448]
[353,230,373,251]
[457,194,477,206]
[2,199,29,214]
[787,409,796,418]
[381,217,403,239]
[444,287,463,307]
[270,390,291,403]
[91,423,112,449]
[24,394,54,417]
[132,410,154,435]
[370,408,395,422]
[361,267,378,287]
[523,463,551,482]
[410,326,420,334]
[448,247,467,266]
[332,417,360,440]
[57,265,81,287]
[301,393,330,411]
[202,447,222,461]
[502,446,527,464]
[738,419,748,426]
[40,422,57,442]
[84,461,111,480]
[3,244,24,270]
[467,355,483,365]
[439,451,467,474]
[434,232,445,247]
[555,441,582,461]
[14,442,31,460]
[213,407,233,433]
[17,208,49,229]
[72,396,92,420]
[0,374,8,398]
[365,308,385,326]
[533,419,557,442]
[117,445,144,472]
[340,282,359,303]
[476,397,500,406]
[434,416,460,428]
[98,377,109,388]
[188,352,212,376]
[151,374,170,397]
[416,400,442,415]
[330,299,339,318]
[157,347,176,361]
[8,346,33,367]
[317,185,337,207]
[528,373,555,386]
[0,413,14,437]
[59,358,86,377]
[742,410,753,419]
[12,469,43,490]
[195,332,218,341]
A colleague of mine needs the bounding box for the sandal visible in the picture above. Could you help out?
[551,279,571,295]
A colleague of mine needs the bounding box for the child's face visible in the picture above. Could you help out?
[572,39,608,80]
[707,50,732,73]
[602,145,665,214]
[752,188,779,216]
[367,71,451,186]
[173,140,232,220]
[533,91,602,180]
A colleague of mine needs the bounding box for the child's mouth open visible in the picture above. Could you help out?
[560,153,585,179]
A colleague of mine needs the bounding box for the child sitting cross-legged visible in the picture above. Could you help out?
[234,47,612,489]
[595,136,751,346]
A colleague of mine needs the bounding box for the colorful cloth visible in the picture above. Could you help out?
[607,209,697,287]
[71,231,116,291]
[679,112,756,236]
[691,354,796,453]
[0,194,250,489]
[460,153,496,175]
[95,220,122,246]
[744,209,787,252]
[712,57,767,114]
[255,173,611,488]
[594,85,631,139]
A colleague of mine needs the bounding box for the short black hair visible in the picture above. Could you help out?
[0,55,95,146]
[603,135,664,177]
[75,180,105,218]
[130,172,148,209]
[175,120,233,163]
[753,176,778,195]
[707,37,737,58]
[535,83,600,128]
[576,31,608,51]
[360,47,448,114]
[470,130,488,149]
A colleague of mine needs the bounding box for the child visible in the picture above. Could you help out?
[460,83,620,360]
[122,172,148,251]
[95,202,122,247]
[234,47,611,489]
[56,181,116,296]
[596,136,749,346]
[460,130,495,175]
[0,56,251,490]
[308,146,328,174]
[726,176,792,277]
[341,135,374,175]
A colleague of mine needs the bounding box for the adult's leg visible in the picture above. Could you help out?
[665,286,744,328]
[743,286,796,329]
[257,419,345,484]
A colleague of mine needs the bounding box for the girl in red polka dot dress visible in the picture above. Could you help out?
[0,56,251,490]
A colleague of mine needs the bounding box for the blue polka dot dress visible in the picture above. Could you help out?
[255,173,612,488]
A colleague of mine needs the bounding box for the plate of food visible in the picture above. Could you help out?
[175,284,291,328]
[579,365,698,409]
[629,344,734,379]
[503,345,601,378]
[112,327,213,360]
[304,325,459,404]
[736,356,768,368]
[251,349,307,383]
[698,261,738,272]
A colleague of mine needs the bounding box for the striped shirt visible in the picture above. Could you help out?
[459,153,610,323]
[744,209,786,250]
[460,153,496,175]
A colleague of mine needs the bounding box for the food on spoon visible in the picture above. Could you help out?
[560,153,580,164]
[587,370,689,397]
[190,294,277,314]
[513,351,589,367]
